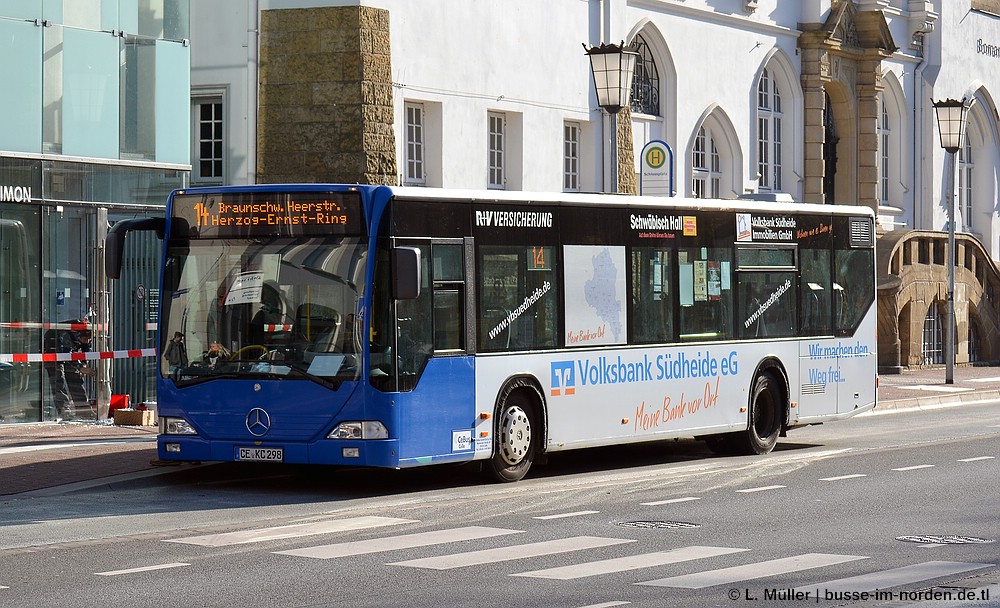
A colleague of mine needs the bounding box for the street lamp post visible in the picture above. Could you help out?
[585,41,639,194]
[932,98,969,385]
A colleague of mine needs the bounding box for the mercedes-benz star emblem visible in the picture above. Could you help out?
[246,408,271,436]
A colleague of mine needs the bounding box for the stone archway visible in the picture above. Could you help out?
[798,1,896,211]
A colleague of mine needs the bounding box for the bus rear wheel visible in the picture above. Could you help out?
[734,370,783,455]
[486,391,537,483]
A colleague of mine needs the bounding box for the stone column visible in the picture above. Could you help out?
[800,47,827,205]
[257,6,397,185]
[856,57,882,216]
[618,107,637,195]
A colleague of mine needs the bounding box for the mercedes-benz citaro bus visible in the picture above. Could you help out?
[105,185,876,482]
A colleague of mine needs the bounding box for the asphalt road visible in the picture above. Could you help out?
[1,401,999,608]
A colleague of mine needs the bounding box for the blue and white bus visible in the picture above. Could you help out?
[106,185,877,481]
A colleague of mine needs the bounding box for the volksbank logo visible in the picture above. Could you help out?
[551,361,576,397]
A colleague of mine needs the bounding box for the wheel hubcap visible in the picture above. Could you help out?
[499,405,531,466]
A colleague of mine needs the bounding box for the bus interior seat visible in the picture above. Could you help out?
[296,304,341,355]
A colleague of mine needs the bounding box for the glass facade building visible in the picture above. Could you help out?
[0,1,190,423]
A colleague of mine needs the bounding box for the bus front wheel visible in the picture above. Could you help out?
[486,391,537,483]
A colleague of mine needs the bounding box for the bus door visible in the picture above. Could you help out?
[797,243,839,418]
[831,216,876,414]
[391,237,476,460]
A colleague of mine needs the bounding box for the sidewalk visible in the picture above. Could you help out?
[2,365,1000,496]
[0,420,159,496]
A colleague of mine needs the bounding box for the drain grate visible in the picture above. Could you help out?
[615,520,701,530]
[896,535,994,545]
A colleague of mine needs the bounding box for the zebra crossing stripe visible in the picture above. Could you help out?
[274,526,522,560]
[799,560,995,593]
[637,553,868,589]
[166,516,417,547]
[513,546,749,581]
[390,536,634,570]
[96,563,190,576]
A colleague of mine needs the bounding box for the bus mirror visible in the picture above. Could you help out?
[106,217,165,279]
[391,246,421,300]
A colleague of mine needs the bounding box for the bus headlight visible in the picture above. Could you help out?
[328,421,388,440]
[161,417,198,435]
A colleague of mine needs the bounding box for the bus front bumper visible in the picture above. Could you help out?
[156,436,400,467]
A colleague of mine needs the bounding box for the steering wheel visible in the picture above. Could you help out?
[230,345,269,360]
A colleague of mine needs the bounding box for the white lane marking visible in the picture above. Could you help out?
[820,474,867,481]
[96,563,190,576]
[0,438,154,456]
[736,485,786,493]
[533,510,600,520]
[892,464,935,471]
[513,546,748,580]
[575,602,630,608]
[0,585,8,589]
[966,376,1000,382]
[274,526,522,560]
[957,456,995,462]
[390,536,633,570]
[641,497,701,506]
[799,561,995,593]
[637,553,868,589]
[166,516,416,547]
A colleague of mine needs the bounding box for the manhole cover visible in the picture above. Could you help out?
[615,520,701,529]
[896,535,994,545]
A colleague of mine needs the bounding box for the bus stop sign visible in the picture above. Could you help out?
[640,140,674,197]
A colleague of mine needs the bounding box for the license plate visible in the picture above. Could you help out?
[236,447,283,462]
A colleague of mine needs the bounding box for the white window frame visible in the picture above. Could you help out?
[878,95,890,206]
[959,129,974,231]
[563,122,580,192]
[404,102,426,186]
[488,112,506,189]
[692,126,720,199]
[756,68,782,192]
[922,303,943,365]
[191,94,225,185]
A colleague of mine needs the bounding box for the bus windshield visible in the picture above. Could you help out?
[159,236,367,387]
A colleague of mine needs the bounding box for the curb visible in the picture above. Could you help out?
[873,390,1000,414]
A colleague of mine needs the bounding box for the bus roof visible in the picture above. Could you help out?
[171,184,874,218]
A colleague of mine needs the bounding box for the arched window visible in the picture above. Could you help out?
[630,34,660,116]
[757,68,782,191]
[692,126,720,198]
[959,123,974,231]
[921,303,943,365]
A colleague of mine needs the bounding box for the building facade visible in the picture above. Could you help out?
[188,0,1000,371]
[0,1,190,423]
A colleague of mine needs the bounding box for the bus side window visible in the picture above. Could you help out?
[630,247,674,344]
[432,243,465,351]
[477,245,558,352]
[678,247,733,341]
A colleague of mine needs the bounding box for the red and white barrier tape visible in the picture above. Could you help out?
[0,349,156,363]
[264,324,294,332]
[0,322,102,331]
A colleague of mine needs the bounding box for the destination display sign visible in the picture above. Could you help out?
[171,191,364,238]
